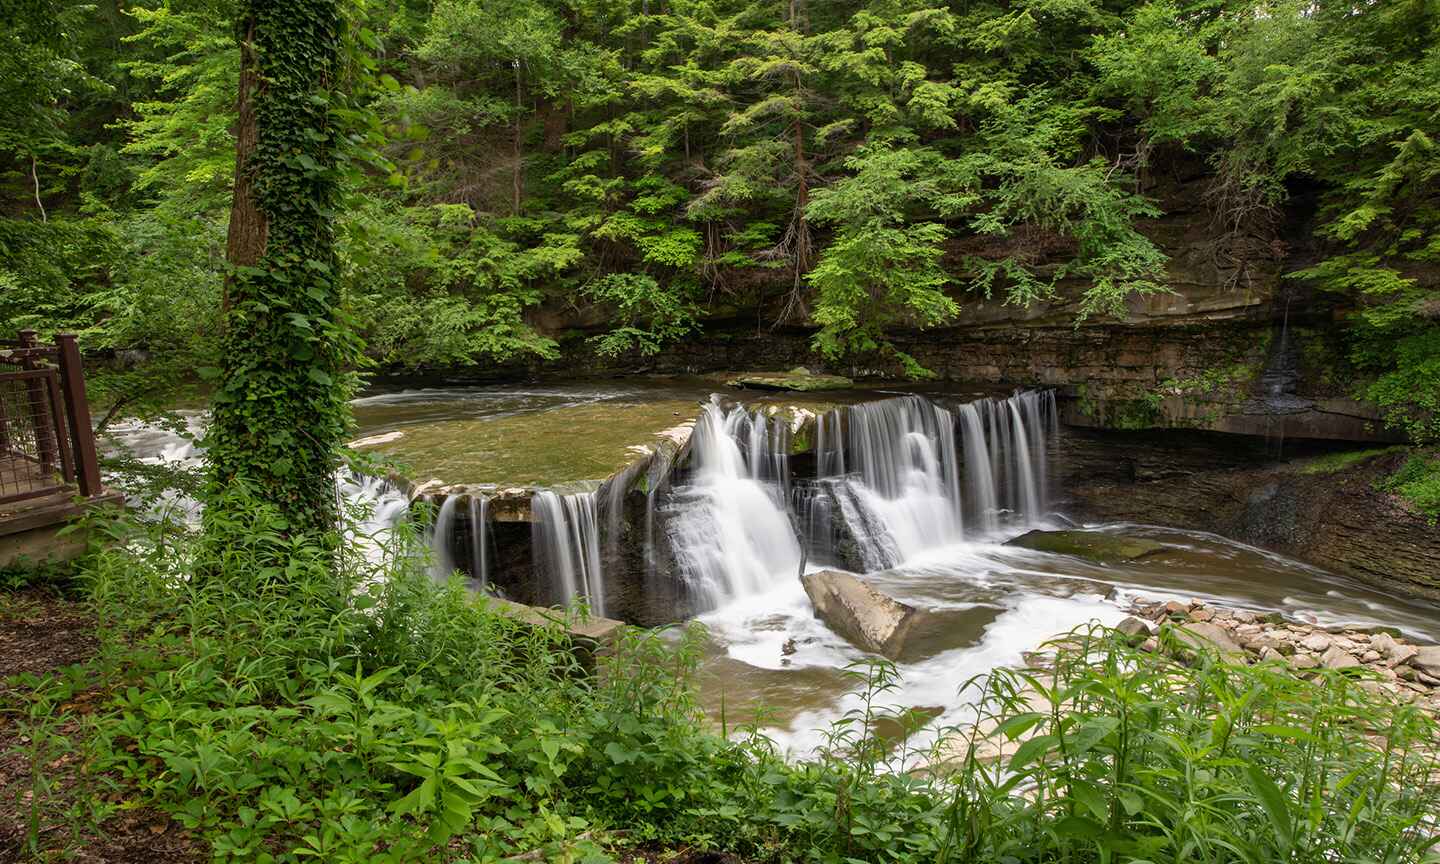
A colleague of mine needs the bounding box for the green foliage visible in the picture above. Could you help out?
[1379,453,1440,523]
[806,145,958,366]
[12,508,1439,863]
[581,273,700,357]
[203,0,361,544]
[2,0,1436,432]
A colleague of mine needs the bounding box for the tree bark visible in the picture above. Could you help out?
[512,60,523,215]
[224,15,267,309]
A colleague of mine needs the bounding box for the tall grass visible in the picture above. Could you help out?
[7,495,1439,863]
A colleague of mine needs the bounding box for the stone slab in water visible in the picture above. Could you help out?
[480,596,623,669]
[801,569,943,661]
[1006,529,1167,564]
[727,369,854,392]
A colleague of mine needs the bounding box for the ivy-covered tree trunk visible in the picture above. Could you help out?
[205,0,355,547]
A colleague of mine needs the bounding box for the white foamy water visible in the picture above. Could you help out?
[695,541,1127,757]
[665,399,804,610]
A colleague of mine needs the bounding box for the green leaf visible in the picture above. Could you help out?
[1245,764,1294,854]
[1008,734,1059,771]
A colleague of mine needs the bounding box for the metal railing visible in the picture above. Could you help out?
[0,330,102,505]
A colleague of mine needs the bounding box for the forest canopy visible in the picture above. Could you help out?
[0,0,1436,444]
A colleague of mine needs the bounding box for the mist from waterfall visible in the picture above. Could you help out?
[532,489,607,616]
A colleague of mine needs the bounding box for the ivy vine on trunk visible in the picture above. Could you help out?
[204,0,360,552]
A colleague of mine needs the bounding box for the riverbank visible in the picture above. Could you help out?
[7,549,1440,864]
[1118,596,1440,708]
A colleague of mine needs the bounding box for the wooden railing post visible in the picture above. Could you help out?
[18,329,60,474]
[55,334,102,497]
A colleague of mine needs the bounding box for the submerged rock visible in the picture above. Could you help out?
[727,371,854,392]
[800,570,940,661]
[1007,529,1167,564]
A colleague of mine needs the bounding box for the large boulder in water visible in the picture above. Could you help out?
[1007,529,1166,564]
[800,570,940,661]
[727,370,854,392]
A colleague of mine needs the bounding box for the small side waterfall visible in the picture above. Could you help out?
[532,489,606,615]
[338,471,412,564]
[428,494,462,579]
[960,390,1057,525]
[467,495,490,588]
[664,400,803,610]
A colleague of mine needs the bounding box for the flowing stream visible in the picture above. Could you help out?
[105,380,1440,757]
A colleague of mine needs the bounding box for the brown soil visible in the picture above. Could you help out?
[0,589,201,864]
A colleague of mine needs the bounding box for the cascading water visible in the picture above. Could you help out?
[817,394,961,570]
[467,495,490,587]
[427,495,461,579]
[955,404,1000,535]
[337,470,413,565]
[960,390,1057,525]
[532,489,606,615]
[665,389,1060,595]
[664,399,803,610]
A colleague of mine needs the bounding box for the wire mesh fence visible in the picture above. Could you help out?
[0,367,70,503]
[0,328,103,507]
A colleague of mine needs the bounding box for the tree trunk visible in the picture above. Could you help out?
[224,15,267,310]
[206,0,352,558]
[513,60,523,215]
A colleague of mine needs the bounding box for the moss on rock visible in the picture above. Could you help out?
[1007,529,1168,564]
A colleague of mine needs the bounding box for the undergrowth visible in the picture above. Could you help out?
[1380,453,1440,523]
[1298,446,1404,476]
[3,498,1440,863]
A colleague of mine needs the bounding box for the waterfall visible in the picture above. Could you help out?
[337,470,412,564]
[820,395,964,566]
[630,389,1061,613]
[960,390,1056,523]
[815,408,846,478]
[664,399,803,610]
[428,494,461,580]
[956,404,1000,535]
[532,489,606,615]
[467,495,490,587]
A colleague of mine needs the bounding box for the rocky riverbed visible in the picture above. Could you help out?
[1117,597,1440,711]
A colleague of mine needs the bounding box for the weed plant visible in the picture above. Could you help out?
[4,494,1439,863]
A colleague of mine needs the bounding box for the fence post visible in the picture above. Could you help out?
[18,329,60,474]
[55,334,102,497]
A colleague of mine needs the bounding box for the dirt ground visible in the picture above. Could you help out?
[0,589,200,864]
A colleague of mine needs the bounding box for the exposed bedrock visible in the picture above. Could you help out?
[1063,443,1440,602]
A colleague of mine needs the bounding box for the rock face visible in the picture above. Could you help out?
[1007,529,1167,564]
[800,570,938,661]
[1067,443,1440,601]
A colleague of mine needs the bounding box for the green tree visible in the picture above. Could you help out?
[203,0,361,546]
